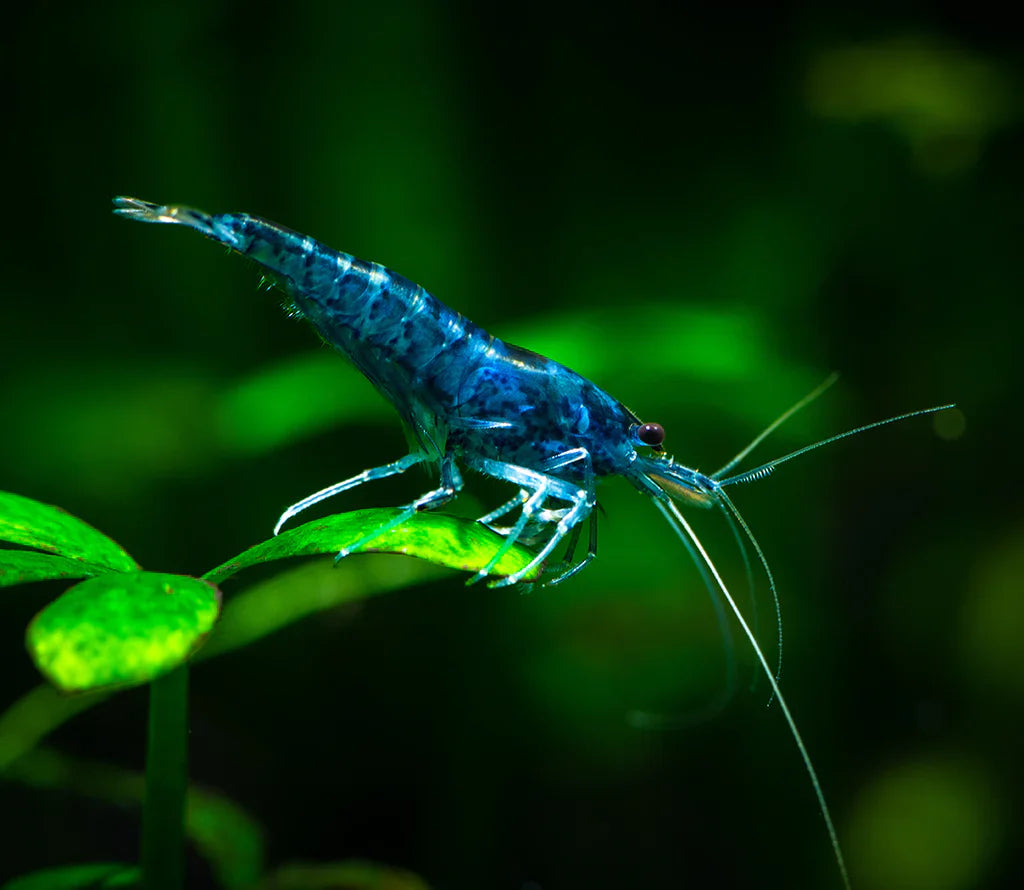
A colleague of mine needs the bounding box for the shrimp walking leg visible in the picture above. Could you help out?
[468,449,595,587]
[477,490,530,529]
[334,456,463,560]
[532,447,599,584]
[545,511,599,585]
[274,453,431,535]
[496,490,592,587]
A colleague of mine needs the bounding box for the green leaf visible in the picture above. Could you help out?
[203,508,541,586]
[0,491,138,573]
[0,560,441,770]
[262,859,431,890]
[1,863,140,889]
[0,550,108,589]
[26,572,221,693]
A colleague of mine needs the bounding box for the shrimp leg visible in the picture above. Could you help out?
[333,455,463,560]
[470,448,596,586]
[477,490,530,529]
[545,511,598,585]
[274,451,464,565]
[274,452,431,535]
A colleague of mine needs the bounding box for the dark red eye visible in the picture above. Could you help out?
[637,422,665,447]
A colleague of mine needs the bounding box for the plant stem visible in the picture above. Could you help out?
[141,665,189,890]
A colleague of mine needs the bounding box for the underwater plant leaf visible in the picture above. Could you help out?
[0,490,138,573]
[26,572,221,693]
[0,550,108,588]
[0,560,442,769]
[203,508,541,586]
[1,863,140,889]
[262,859,432,890]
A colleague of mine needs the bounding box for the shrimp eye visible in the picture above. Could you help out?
[637,422,665,447]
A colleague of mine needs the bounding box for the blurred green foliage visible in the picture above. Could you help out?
[1,2,1019,888]
[846,755,1001,890]
[1,863,140,890]
[7,747,262,887]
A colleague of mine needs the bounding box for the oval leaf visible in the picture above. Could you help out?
[0,550,108,589]
[27,572,221,692]
[203,508,541,586]
[0,490,138,572]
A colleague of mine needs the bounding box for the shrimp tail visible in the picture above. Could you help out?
[112,196,245,250]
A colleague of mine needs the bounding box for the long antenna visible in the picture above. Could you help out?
[716,404,956,488]
[713,373,840,479]
[714,489,784,702]
[654,498,852,890]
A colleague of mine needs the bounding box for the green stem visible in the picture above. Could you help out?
[141,665,189,890]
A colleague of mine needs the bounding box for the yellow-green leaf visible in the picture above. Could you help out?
[203,508,541,586]
[27,572,221,692]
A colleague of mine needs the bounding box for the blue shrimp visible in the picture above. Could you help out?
[113,196,953,888]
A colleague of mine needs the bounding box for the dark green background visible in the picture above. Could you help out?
[1,2,1019,888]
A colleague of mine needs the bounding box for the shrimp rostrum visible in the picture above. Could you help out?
[113,196,952,888]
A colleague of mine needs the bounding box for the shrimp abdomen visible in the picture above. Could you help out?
[114,196,490,426]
